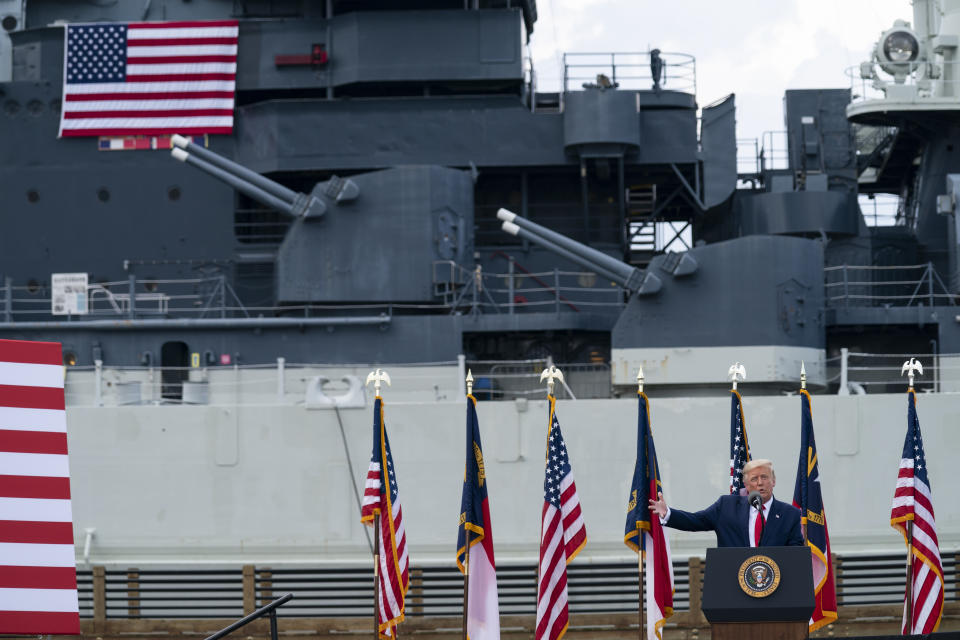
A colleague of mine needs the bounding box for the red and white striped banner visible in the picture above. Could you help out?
[0,339,79,635]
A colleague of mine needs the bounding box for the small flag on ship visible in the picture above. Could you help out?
[97,134,206,150]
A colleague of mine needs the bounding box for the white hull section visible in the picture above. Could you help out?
[65,389,960,567]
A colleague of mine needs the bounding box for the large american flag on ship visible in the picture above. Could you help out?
[890,389,943,634]
[537,397,586,640]
[0,340,78,634]
[729,390,751,494]
[57,20,238,137]
[360,397,408,639]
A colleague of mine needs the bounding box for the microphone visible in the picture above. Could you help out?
[748,491,763,510]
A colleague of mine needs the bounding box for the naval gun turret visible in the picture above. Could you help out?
[170,137,474,304]
[496,208,673,296]
[497,209,827,392]
[170,134,358,220]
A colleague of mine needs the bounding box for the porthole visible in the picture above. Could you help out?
[167,186,181,201]
[27,189,39,203]
[97,188,110,202]
[26,279,40,294]
[63,352,78,366]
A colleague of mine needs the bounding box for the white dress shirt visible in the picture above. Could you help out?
[749,496,773,547]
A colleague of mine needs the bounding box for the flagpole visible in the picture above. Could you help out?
[461,528,471,640]
[900,359,921,635]
[636,369,645,640]
[363,370,395,640]
[462,370,473,640]
[800,363,809,546]
[637,528,644,640]
[906,520,914,633]
[373,512,380,640]
[538,365,564,638]
[903,390,914,634]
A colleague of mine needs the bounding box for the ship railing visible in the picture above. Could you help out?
[437,263,627,315]
[0,267,625,323]
[846,60,960,104]
[65,360,458,407]
[824,263,956,308]
[61,359,612,407]
[561,51,696,94]
[73,552,958,623]
[64,358,612,407]
[736,137,760,182]
[758,130,789,172]
[60,349,960,405]
[466,358,612,400]
[829,349,960,395]
[0,275,250,322]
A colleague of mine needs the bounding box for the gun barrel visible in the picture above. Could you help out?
[172,148,295,217]
[501,221,629,287]
[498,209,639,284]
[171,134,299,206]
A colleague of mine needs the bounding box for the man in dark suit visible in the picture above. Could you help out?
[648,458,803,547]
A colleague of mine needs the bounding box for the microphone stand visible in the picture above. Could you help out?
[751,496,766,545]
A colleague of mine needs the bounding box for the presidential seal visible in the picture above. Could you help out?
[738,555,781,597]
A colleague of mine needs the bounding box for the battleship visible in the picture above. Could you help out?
[0,0,958,636]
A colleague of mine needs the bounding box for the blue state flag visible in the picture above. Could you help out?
[456,395,499,640]
[792,389,837,632]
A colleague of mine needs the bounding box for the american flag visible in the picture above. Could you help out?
[890,389,944,634]
[58,20,238,138]
[792,389,837,633]
[623,392,673,640]
[0,339,78,635]
[537,397,586,640]
[360,398,408,639]
[729,390,751,494]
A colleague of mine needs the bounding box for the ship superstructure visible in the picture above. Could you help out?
[0,0,958,634]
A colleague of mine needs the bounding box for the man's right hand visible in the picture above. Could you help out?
[648,491,667,518]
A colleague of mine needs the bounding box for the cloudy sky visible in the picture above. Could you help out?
[527,0,912,143]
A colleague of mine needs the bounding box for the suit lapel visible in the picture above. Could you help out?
[762,498,779,545]
[740,497,751,546]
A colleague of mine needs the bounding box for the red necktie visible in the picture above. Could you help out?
[753,507,764,547]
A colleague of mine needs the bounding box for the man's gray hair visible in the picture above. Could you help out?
[742,458,775,479]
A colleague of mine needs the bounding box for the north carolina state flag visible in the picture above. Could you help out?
[456,394,499,640]
[792,390,838,633]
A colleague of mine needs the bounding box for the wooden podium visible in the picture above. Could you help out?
[702,546,814,640]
